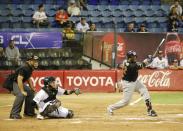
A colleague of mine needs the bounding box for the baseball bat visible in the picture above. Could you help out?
[152,38,165,57]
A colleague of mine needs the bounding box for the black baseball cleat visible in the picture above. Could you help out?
[147,109,158,117]
[9,115,22,119]
[23,113,37,117]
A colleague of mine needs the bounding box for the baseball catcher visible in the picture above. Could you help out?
[107,50,157,117]
[33,76,81,120]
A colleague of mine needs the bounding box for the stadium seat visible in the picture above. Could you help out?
[134,17,146,27]
[22,17,32,23]
[0,10,12,17]
[139,5,151,12]
[87,0,99,5]
[12,0,22,4]
[142,0,151,5]
[151,5,161,11]
[12,22,22,28]
[120,0,130,5]
[109,5,121,12]
[11,9,24,17]
[144,9,156,17]
[124,17,135,24]
[113,10,124,17]
[161,5,170,12]
[123,10,135,17]
[114,17,125,28]
[0,22,10,28]
[102,17,114,28]
[90,17,103,28]
[87,5,99,11]
[69,17,80,24]
[101,10,113,17]
[134,9,145,17]
[110,0,120,5]
[98,5,110,11]
[130,0,140,5]
[47,10,55,17]
[100,0,109,5]
[80,11,89,17]
[89,10,102,17]
[34,0,43,4]
[152,0,161,5]
[155,10,167,17]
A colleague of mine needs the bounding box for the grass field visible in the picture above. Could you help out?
[0,92,183,131]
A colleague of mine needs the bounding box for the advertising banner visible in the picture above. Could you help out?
[0,69,183,93]
[0,32,62,49]
[83,32,183,66]
[64,70,116,92]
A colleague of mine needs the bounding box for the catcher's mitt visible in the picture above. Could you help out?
[74,88,81,95]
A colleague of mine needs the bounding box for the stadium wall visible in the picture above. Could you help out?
[0,69,183,93]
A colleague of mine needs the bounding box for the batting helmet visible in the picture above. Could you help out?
[126,50,137,59]
[43,76,56,86]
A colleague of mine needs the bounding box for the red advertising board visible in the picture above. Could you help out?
[117,69,183,91]
[0,69,183,93]
[64,70,116,92]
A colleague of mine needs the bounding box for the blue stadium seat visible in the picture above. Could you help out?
[47,10,55,17]
[0,22,10,28]
[101,10,113,17]
[123,10,135,17]
[113,10,124,17]
[12,22,22,28]
[110,0,120,5]
[24,10,34,17]
[129,5,139,11]
[100,0,109,5]
[102,17,114,28]
[109,5,121,11]
[149,28,166,33]
[134,9,145,17]
[0,10,12,16]
[155,10,167,17]
[151,5,161,11]
[144,9,156,17]
[87,5,99,11]
[22,17,32,23]
[11,9,24,17]
[23,0,33,4]
[12,0,22,4]
[0,17,11,23]
[90,17,102,28]
[161,5,170,12]
[114,17,125,28]
[89,10,102,17]
[142,0,151,5]
[130,0,140,5]
[139,5,151,12]
[152,0,161,5]
[120,0,130,5]
[87,0,99,5]
[10,17,22,23]
[69,17,80,24]
[146,18,159,28]
[134,17,146,27]
[98,5,110,11]
[80,11,89,17]
[124,17,135,25]
[34,0,43,4]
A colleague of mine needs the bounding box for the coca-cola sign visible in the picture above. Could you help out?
[138,71,172,88]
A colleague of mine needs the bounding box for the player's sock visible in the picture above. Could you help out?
[145,99,152,112]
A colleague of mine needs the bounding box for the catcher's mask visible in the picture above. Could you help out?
[43,76,56,87]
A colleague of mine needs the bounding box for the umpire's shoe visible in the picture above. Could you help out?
[148,109,157,117]
[9,115,22,119]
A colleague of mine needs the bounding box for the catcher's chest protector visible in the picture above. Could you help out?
[42,87,58,103]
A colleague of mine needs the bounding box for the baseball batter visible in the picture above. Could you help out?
[107,50,157,117]
[33,76,80,120]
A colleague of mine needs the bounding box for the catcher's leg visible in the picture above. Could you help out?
[47,107,73,118]
[135,80,157,117]
[107,80,135,114]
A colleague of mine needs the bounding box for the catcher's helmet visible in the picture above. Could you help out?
[126,50,137,59]
[43,76,55,86]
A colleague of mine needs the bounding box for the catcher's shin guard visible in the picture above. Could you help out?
[66,110,74,118]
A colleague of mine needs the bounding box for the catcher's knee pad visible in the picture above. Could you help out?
[66,110,74,118]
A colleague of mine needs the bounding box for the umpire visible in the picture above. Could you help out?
[10,55,39,119]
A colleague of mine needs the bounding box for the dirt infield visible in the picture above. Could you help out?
[0,93,183,131]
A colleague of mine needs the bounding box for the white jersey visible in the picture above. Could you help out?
[33,87,65,113]
[180,59,183,66]
[151,57,168,69]
[33,11,47,21]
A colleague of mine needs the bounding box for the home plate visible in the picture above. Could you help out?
[4,119,17,121]
[71,121,82,124]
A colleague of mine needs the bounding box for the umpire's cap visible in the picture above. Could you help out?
[44,76,56,86]
[27,55,39,61]
[127,50,137,59]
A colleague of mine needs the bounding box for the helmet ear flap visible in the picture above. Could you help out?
[43,77,56,86]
